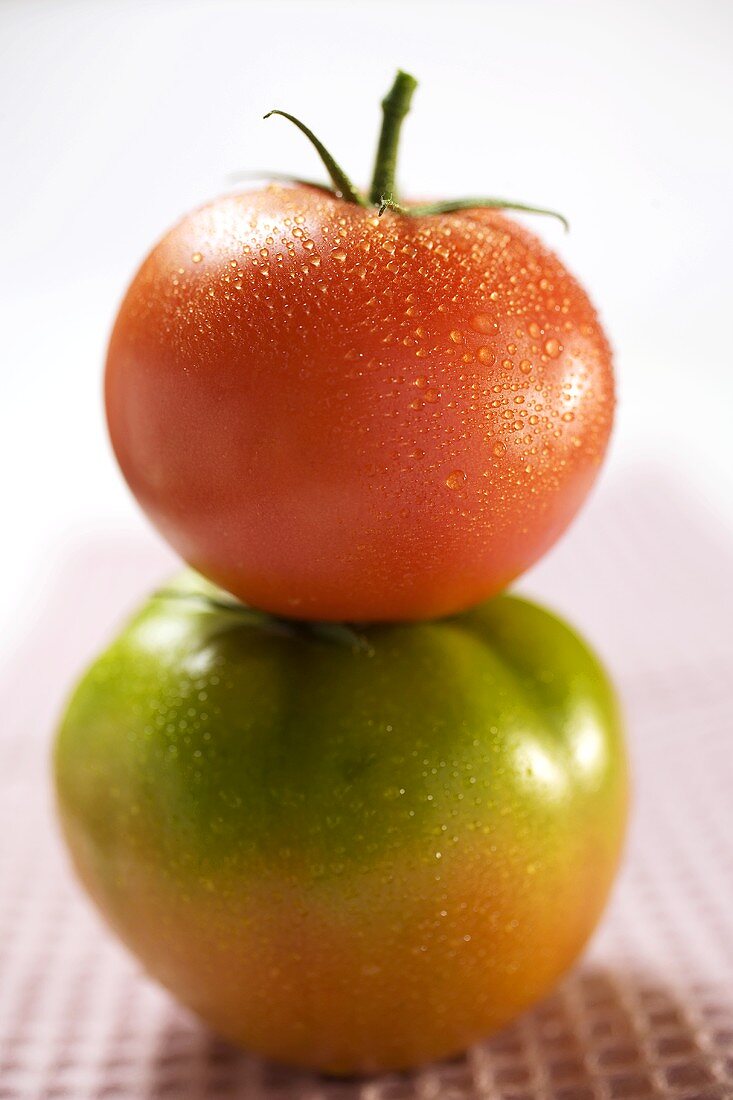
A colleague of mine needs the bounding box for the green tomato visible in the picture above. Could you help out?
[54,572,627,1074]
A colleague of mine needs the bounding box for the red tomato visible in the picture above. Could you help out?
[106,185,613,621]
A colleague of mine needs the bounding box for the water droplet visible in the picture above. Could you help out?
[493,441,507,457]
[544,338,561,359]
[477,347,495,365]
[191,252,203,263]
[528,322,541,338]
[445,470,466,490]
[331,250,347,263]
[561,411,575,422]
[471,314,494,334]
[414,376,428,389]
[449,330,463,344]
[519,359,532,374]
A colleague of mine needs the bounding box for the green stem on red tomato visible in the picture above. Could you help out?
[228,169,338,195]
[262,72,567,229]
[409,197,569,231]
[368,70,418,208]
[263,110,366,206]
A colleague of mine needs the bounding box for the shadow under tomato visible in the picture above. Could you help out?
[143,966,733,1099]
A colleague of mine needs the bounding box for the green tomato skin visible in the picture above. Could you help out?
[54,573,627,1074]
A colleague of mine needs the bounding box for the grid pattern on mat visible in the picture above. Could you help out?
[1,473,732,1099]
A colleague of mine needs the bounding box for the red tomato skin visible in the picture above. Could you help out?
[105,186,614,621]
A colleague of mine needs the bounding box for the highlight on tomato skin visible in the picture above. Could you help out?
[104,69,614,623]
[105,187,613,622]
[54,572,628,1075]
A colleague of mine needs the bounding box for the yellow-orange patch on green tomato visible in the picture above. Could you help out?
[54,572,627,1074]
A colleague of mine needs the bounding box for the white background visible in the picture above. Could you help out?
[1,0,732,661]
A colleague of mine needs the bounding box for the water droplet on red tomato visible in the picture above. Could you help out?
[445,470,466,490]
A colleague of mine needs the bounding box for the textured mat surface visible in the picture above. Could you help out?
[2,475,732,1099]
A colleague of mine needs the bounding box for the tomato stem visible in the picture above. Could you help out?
[155,588,372,651]
[260,76,568,231]
[409,198,569,231]
[229,170,337,196]
[263,110,366,206]
[369,70,418,208]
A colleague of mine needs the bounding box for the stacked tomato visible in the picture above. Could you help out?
[55,73,627,1074]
